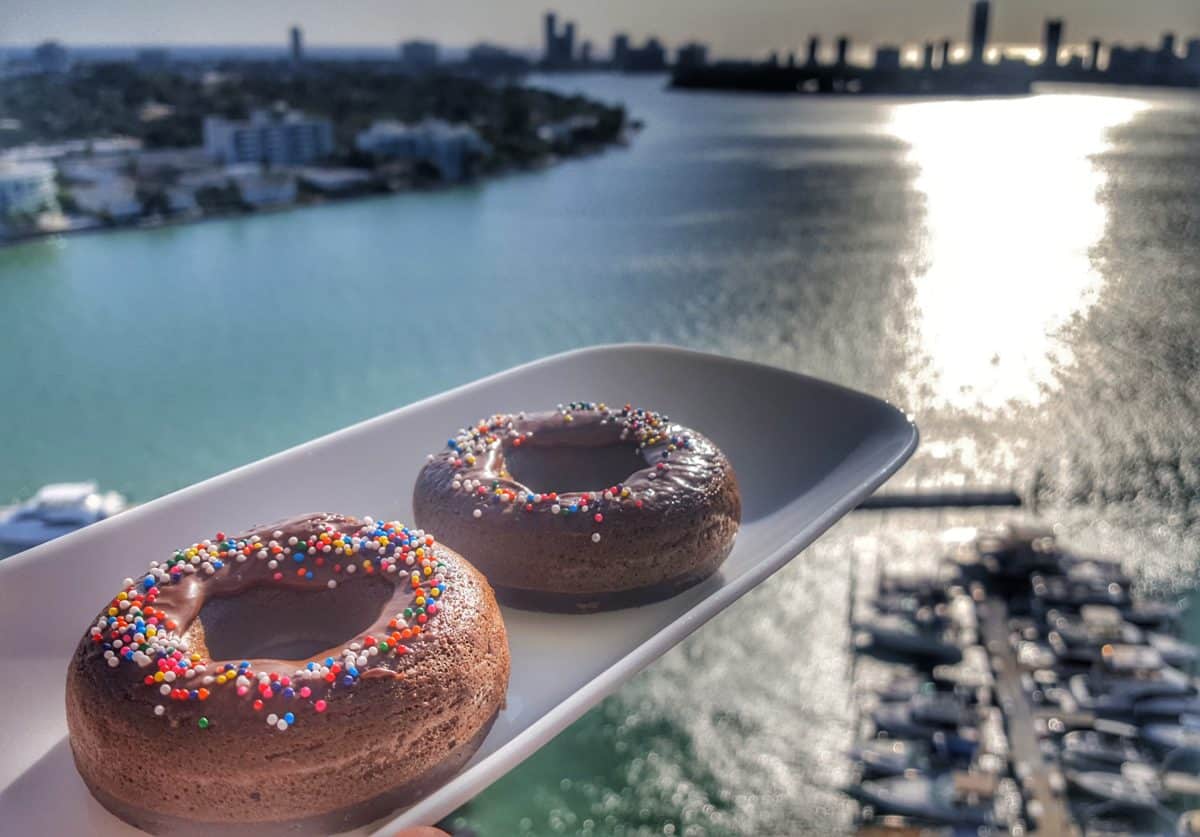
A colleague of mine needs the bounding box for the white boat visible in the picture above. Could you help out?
[0,482,127,557]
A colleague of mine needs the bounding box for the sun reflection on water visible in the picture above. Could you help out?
[888,94,1148,410]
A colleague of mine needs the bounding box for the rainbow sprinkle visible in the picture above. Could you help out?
[434,403,694,541]
[88,518,448,732]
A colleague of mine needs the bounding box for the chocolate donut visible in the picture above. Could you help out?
[65,513,509,835]
[413,403,741,612]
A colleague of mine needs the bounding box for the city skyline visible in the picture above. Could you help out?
[3,0,1198,58]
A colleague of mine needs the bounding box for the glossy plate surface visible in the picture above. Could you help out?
[0,344,917,834]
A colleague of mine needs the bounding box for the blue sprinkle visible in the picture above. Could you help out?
[293,554,305,563]
[348,666,359,677]
[305,571,314,579]
[189,689,198,700]
[283,712,295,724]
[213,560,224,569]
[341,675,354,686]
[324,657,335,667]
[282,687,295,699]
[307,662,316,671]
[143,576,156,590]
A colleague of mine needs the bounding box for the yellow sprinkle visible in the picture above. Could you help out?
[116,592,128,601]
[416,597,426,606]
[191,653,201,662]
[107,607,118,616]
[154,671,165,682]
[423,566,432,576]
[430,588,441,598]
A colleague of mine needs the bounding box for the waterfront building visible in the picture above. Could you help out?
[70,177,142,220]
[33,41,68,74]
[538,115,600,147]
[0,161,56,216]
[580,41,593,66]
[1043,19,1063,68]
[400,40,439,70]
[290,26,304,64]
[676,43,708,69]
[620,38,667,72]
[923,42,936,71]
[970,0,990,65]
[875,46,901,72]
[229,166,297,208]
[612,34,630,67]
[355,120,490,182]
[203,108,334,166]
[940,39,953,68]
[1089,39,1103,71]
[1187,39,1200,69]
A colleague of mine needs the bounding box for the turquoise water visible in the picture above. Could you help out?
[2,75,1200,834]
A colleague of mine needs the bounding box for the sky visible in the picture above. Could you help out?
[3,0,1199,59]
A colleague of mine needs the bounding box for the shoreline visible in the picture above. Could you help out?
[0,139,628,250]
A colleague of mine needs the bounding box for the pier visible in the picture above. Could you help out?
[981,598,1077,835]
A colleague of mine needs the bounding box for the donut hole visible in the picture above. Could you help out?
[196,577,394,661]
[504,443,645,493]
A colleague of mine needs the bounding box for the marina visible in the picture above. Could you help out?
[849,522,1200,835]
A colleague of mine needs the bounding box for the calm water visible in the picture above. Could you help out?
[2,75,1199,835]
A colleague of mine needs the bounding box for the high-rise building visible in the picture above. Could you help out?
[612,34,630,68]
[1186,38,1200,68]
[1089,38,1103,71]
[203,108,334,166]
[676,42,708,69]
[400,40,439,70]
[32,40,68,74]
[1160,32,1177,59]
[923,42,936,70]
[875,46,901,72]
[806,36,820,67]
[543,12,557,62]
[835,36,849,67]
[1043,19,1063,68]
[563,22,576,62]
[289,26,304,63]
[581,40,593,65]
[969,0,990,65]
[940,39,953,68]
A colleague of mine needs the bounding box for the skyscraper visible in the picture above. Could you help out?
[923,42,936,70]
[1043,19,1063,68]
[836,35,849,67]
[543,12,557,63]
[940,39,953,69]
[806,36,820,67]
[969,0,990,65]
[563,22,576,63]
[289,26,304,64]
[612,34,630,68]
[1089,38,1103,71]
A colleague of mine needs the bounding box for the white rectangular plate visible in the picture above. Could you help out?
[0,344,916,835]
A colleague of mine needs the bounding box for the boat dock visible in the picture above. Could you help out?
[981,598,1076,835]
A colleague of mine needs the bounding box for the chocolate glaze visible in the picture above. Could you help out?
[413,406,741,612]
[65,513,510,833]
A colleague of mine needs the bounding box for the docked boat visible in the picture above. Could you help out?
[853,614,963,665]
[0,482,127,556]
[1065,768,1163,813]
[847,771,998,827]
[1142,722,1200,754]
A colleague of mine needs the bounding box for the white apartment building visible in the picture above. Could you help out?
[203,108,334,166]
[0,161,56,216]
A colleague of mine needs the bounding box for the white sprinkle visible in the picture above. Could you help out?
[276,719,289,731]
[107,657,120,668]
[154,705,165,716]
[551,504,561,515]
[473,509,483,519]
[268,559,278,569]
[346,564,356,574]
[273,530,283,539]
[164,670,176,682]
[266,713,278,725]
[288,536,298,546]
[159,684,171,695]
[327,579,338,589]
[363,516,375,526]
[592,533,602,543]
[257,549,268,560]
